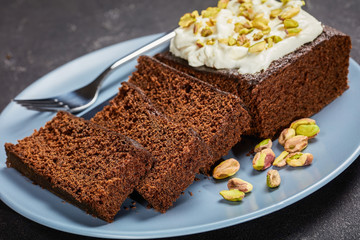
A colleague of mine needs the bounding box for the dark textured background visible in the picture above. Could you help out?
[1,0,359,239]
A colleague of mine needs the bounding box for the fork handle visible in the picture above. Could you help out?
[91,30,176,89]
[110,30,176,70]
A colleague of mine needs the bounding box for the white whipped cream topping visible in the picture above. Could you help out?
[170,0,323,74]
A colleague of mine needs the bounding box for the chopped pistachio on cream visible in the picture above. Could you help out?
[170,0,323,74]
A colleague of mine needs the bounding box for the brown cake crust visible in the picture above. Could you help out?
[155,25,352,138]
[129,56,251,172]
[5,111,154,222]
[92,82,210,212]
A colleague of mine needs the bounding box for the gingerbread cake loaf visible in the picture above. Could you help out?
[156,0,352,139]
[92,82,210,213]
[5,111,154,222]
[129,56,251,172]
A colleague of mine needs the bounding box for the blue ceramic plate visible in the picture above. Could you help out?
[0,33,359,239]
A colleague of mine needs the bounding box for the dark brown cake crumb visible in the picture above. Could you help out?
[92,82,210,213]
[129,56,251,173]
[5,111,154,222]
[188,191,193,196]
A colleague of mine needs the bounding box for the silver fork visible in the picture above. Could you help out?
[14,30,175,113]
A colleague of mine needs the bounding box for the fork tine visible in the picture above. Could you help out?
[17,101,65,108]
[13,98,60,104]
[22,105,70,112]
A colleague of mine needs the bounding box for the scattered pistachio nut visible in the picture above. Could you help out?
[279,6,300,20]
[228,36,237,46]
[273,35,283,43]
[201,7,220,18]
[270,9,282,19]
[281,0,290,5]
[227,178,253,193]
[213,158,240,179]
[290,118,320,139]
[249,41,266,53]
[237,34,250,46]
[238,27,254,35]
[220,189,245,201]
[254,138,272,152]
[179,11,199,28]
[196,39,204,48]
[252,148,275,171]
[252,16,270,30]
[295,124,320,139]
[273,151,289,167]
[266,37,274,48]
[201,26,213,37]
[262,27,271,35]
[206,39,216,45]
[286,152,313,167]
[267,169,281,188]
[253,31,264,41]
[278,128,296,146]
[193,22,202,34]
[284,135,308,153]
[218,0,229,9]
[284,19,299,29]
[290,118,316,129]
[286,28,302,36]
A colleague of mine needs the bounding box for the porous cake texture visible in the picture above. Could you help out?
[92,82,210,213]
[129,56,251,173]
[155,25,351,139]
[5,111,154,222]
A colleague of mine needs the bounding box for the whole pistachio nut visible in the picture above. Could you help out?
[249,41,266,53]
[295,124,320,139]
[252,148,275,171]
[284,135,308,153]
[213,158,240,179]
[254,138,272,152]
[278,128,296,146]
[284,19,299,28]
[267,169,281,188]
[227,178,253,193]
[270,8,282,18]
[290,118,316,129]
[273,151,289,167]
[286,28,302,36]
[286,152,313,167]
[252,16,270,30]
[220,189,245,201]
[279,6,300,20]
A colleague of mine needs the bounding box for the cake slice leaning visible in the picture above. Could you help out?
[155,25,352,139]
[91,82,210,213]
[129,56,251,173]
[5,111,154,222]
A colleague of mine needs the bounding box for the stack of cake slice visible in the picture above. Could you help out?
[129,56,251,173]
[92,82,212,212]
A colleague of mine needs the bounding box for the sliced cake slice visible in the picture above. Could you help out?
[129,56,251,173]
[91,82,210,213]
[5,111,154,222]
